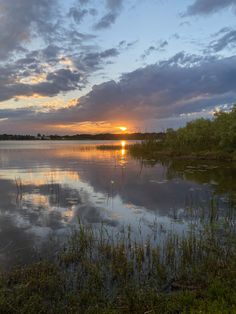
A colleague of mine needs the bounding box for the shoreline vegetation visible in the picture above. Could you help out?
[96,106,236,161]
[0,132,163,141]
[0,214,235,313]
[129,106,236,162]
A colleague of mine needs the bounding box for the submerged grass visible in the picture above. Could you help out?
[0,216,235,313]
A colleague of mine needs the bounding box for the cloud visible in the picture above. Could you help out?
[2,52,232,132]
[46,69,82,89]
[0,108,34,120]
[185,0,236,16]
[2,51,236,134]
[94,0,123,29]
[77,0,90,5]
[0,0,131,106]
[94,12,117,29]
[3,50,236,123]
[208,28,236,52]
[0,0,59,59]
[141,41,168,59]
[0,41,122,102]
[68,6,97,24]
[68,7,89,24]
[69,47,120,78]
[0,0,235,134]
[0,66,83,102]
[106,0,123,10]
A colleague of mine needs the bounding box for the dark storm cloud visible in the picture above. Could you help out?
[0,0,59,59]
[185,0,236,16]
[208,29,236,52]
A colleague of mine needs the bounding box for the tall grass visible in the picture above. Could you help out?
[0,212,235,313]
[129,138,236,161]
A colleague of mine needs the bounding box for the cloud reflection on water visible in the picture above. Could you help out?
[0,140,235,268]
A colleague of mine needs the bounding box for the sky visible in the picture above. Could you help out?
[0,0,236,134]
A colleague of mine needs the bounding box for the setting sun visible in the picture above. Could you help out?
[119,126,127,132]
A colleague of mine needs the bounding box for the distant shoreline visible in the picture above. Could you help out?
[0,133,164,141]
[0,139,138,141]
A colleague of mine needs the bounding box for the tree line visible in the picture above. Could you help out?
[0,132,165,141]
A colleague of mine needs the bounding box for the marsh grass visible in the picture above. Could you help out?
[96,145,131,151]
[129,139,236,162]
[0,213,235,313]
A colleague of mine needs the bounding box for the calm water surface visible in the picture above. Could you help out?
[0,140,235,268]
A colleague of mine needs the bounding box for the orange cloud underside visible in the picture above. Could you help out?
[53,121,131,134]
[15,93,46,100]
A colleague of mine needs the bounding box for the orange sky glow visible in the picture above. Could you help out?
[52,121,132,134]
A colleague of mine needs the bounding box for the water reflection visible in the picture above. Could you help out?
[0,140,235,268]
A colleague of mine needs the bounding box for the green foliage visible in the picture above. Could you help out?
[130,105,236,160]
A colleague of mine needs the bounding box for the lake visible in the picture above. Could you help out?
[0,140,235,268]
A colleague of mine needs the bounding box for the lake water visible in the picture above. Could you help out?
[0,140,235,268]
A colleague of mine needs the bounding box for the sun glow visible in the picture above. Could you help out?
[118,126,127,132]
[120,141,126,158]
[121,140,126,148]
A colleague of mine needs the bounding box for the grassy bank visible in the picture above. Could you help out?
[0,218,235,313]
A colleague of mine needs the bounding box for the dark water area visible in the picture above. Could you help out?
[0,140,235,268]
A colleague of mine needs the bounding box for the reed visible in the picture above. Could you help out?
[0,212,235,313]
